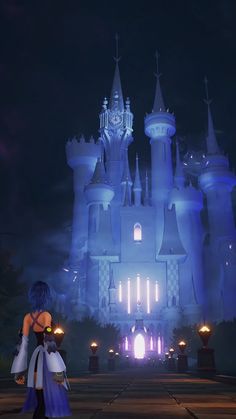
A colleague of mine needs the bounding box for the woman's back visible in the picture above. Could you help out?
[23,311,52,335]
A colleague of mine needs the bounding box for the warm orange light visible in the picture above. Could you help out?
[178,340,186,347]
[169,347,174,353]
[91,342,98,347]
[109,349,114,353]
[54,327,64,334]
[199,325,210,333]
[198,324,212,347]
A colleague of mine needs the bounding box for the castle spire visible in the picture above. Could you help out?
[133,154,142,206]
[121,148,132,184]
[90,158,108,185]
[123,179,131,206]
[153,51,166,112]
[174,141,185,188]
[204,77,220,155]
[109,34,124,111]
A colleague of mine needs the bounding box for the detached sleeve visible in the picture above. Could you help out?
[11,335,28,374]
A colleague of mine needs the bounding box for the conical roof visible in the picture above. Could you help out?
[109,62,124,111]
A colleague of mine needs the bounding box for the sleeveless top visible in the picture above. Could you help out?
[30,312,45,347]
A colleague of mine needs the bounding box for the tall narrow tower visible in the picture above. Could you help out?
[66,136,101,267]
[199,78,236,320]
[144,52,176,253]
[99,36,133,242]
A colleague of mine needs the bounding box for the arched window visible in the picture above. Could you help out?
[134,223,142,241]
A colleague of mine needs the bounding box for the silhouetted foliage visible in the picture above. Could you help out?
[61,316,120,374]
[0,250,28,354]
[172,320,236,373]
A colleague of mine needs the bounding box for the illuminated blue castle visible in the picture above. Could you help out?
[65,56,236,355]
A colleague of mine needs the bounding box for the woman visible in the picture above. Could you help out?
[11,281,71,418]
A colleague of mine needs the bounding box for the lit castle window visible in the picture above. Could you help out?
[134,223,142,241]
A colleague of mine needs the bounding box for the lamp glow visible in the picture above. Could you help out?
[54,327,64,334]
[125,336,129,351]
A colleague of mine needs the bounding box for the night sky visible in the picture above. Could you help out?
[1,0,236,277]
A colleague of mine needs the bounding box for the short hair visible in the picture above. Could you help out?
[28,281,52,311]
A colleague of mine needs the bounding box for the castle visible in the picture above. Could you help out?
[65,53,236,357]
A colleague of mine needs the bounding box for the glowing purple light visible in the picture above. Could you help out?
[134,334,145,359]
[157,336,161,355]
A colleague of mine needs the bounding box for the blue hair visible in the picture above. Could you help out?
[28,281,52,311]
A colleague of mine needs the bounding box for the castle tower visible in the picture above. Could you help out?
[199,78,236,320]
[144,52,176,253]
[99,37,133,242]
[121,148,132,205]
[170,142,204,322]
[158,205,186,343]
[66,135,101,267]
[84,158,115,314]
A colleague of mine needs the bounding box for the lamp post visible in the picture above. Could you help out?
[108,348,115,371]
[177,340,188,373]
[197,325,215,377]
[168,347,176,371]
[89,341,99,373]
[54,326,66,364]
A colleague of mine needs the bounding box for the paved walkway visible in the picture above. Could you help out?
[1,370,236,418]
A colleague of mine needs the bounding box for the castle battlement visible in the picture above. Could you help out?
[66,135,101,169]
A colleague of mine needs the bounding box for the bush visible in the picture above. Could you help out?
[172,320,236,374]
[58,316,120,374]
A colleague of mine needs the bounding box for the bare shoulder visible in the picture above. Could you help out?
[43,311,52,321]
[23,313,31,323]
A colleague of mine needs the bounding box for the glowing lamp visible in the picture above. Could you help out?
[198,325,211,347]
[169,348,175,358]
[53,326,65,347]
[90,341,98,355]
[108,348,114,358]
[178,340,187,354]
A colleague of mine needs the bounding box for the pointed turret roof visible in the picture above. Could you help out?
[123,179,131,206]
[90,158,108,184]
[121,148,132,184]
[153,51,166,112]
[204,77,220,155]
[174,141,185,188]
[133,154,142,190]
